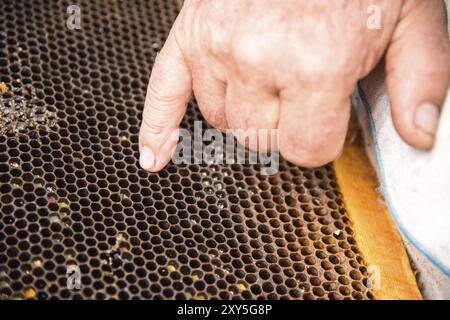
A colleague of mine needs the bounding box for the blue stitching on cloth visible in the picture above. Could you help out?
[355,84,450,276]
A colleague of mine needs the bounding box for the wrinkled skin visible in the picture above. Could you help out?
[139,0,450,172]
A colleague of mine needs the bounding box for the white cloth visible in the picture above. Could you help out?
[356,74,450,275]
[354,0,450,276]
[352,2,450,298]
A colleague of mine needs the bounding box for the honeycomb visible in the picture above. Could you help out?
[0,0,374,300]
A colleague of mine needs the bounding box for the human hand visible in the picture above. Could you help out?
[139,0,450,171]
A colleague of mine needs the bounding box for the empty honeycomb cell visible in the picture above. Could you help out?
[0,0,374,300]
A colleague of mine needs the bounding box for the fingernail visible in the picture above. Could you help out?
[415,103,440,137]
[139,146,155,170]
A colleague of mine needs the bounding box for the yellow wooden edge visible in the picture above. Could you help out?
[334,120,422,300]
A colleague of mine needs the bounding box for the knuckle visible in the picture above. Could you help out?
[141,116,165,136]
[232,34,271,68]
[146,81,180,107]
[296,50,352,87]
[279,134,336,168]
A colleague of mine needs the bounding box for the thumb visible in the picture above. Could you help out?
[386,0,450,150]
[139,21,192,172]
